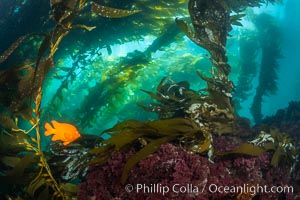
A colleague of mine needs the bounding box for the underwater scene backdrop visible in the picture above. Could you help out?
[1,0,300,199]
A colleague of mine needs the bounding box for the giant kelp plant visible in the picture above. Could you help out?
[1,0,298,199]
[251,13,282,124]
[234,34,259,110]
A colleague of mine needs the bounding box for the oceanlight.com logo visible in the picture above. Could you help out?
[208,184,294,196]
[124,183,294,196]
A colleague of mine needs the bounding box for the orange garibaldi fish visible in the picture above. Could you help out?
[44,120,81,145]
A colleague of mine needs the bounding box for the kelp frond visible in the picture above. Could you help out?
[0,88,66,199]
[140,77,235,135]
[91,2,141,18]
[218,129,298,170]
[0,34,33,65]
[88,117,213,184]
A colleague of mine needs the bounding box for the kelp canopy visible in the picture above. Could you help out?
[0,0,296,199]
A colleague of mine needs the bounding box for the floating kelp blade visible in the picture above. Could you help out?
[72,24,96,31]
[230,13,246,26]
[91,2,141,18]
[0,34,32,65]
[230,13,246,22]
[175,18,194,41]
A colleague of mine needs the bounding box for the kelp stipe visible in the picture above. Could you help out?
[21,88,66,199]
[0,88,67,199]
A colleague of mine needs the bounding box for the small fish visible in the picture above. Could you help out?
[44,120,81,145]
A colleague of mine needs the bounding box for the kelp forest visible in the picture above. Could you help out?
[0,0,300,199]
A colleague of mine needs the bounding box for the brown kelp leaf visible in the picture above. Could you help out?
[104,130,143,150]
[271,148,281,167]
[184,131,211,154]
[0,131,32,154]
[91,2,141,18]
[230,13,245,26]
[175,18,194,40]
[88,153,111,166]
[27,177,46,197]
[16,103,35,124]
[0,115,18,130]
[1,156,21,167]
[196,132,212,154]
[0,65,34,120]
[217,143,267,156]
[61,183,78,193]
[51,0,79,23]
[0,153,36,183]
[121,136,173,184]
[230,13,246,22]
[103,120,147,134]
[88,144,115,154]
[140,89,165,102]
[269,129,297,167]
[148,118,199,135]
[0,34,32,65]
[72,24,96,31]
[231,21,243,26]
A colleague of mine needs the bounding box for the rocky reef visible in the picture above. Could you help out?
[78,143,295,200]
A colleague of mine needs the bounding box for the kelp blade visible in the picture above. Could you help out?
[175,18,194,40]
[217,143,267,156]
[0,34,32,65]
[91,2,141,18]
[0,153,36,184]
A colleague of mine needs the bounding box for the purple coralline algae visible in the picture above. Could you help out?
[78,142,296,200]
